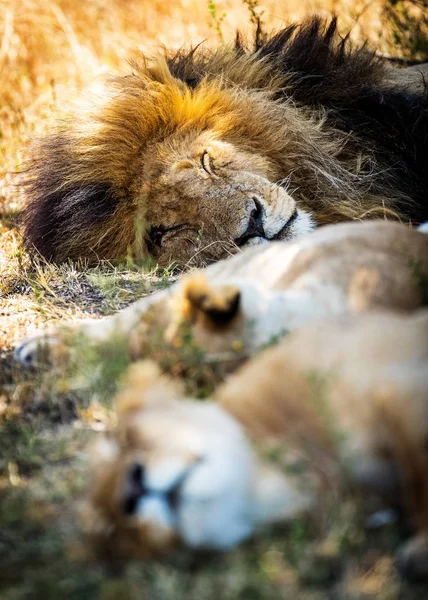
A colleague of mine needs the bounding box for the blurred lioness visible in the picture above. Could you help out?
[16,219,428,578]
[83,309,428,581]
[15,220,428,369]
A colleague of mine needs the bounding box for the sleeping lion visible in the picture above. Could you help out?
[82,310,428,580]
[22,18,428,267]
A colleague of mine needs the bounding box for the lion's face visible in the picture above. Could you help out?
[141,133,314,267]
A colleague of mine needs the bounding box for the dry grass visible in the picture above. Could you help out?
[1,1,427,598]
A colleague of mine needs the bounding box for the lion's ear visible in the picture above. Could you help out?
[251,463,314,525]
[181,274,241,328]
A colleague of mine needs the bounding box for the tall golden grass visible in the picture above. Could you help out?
[0,0,420,212]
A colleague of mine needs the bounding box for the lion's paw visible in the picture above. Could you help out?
[14,330,68,368]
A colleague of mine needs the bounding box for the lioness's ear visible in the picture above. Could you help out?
[181,274,241,328]
[115,360,182,416]
[252,463,314,525]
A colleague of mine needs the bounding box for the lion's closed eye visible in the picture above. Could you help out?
[147,224,193,249]
[200,150,216,176]
[148,226,166,247]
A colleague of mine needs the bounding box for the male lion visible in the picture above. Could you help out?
[22,18,428,267]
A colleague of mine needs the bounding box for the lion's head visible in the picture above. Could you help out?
[23,58,319,267]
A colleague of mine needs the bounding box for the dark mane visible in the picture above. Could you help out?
[168,17,428,223]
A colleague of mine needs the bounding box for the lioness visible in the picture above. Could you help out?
[16,219,428,579]
[82,309,428,581]
[22,18,428,267]
[15,220,428,369]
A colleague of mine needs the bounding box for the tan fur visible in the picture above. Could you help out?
[15,220,428,369]
[217,311,428,559]
[18,217,428,573]
[219,311,428,483]
[81,362,186,559]
[81,310,428,571]
[62,222,428,569]
[182,274,241,327]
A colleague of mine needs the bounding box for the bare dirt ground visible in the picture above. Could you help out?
[1,1,428,598]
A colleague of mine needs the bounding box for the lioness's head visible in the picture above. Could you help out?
[82,362,303,558]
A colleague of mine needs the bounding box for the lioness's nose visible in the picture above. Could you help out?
[123,463,147,515]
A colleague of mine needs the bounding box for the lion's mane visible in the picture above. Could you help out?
[22,18,428,263]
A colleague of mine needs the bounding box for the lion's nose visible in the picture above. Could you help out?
[234,197,265,246]
[249,198,264,231]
